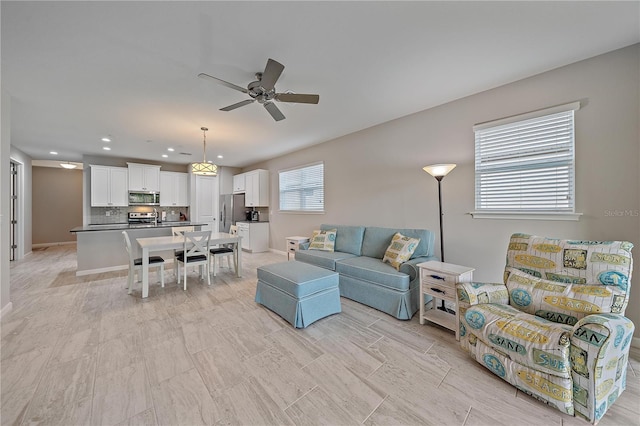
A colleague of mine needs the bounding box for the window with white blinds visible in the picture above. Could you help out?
[279,162,324,212]
[474,103,579,213]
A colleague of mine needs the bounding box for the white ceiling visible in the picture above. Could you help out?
[3,1,639,168]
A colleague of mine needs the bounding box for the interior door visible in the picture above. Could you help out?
[195,175,218,232]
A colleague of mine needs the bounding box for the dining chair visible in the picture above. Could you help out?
[176,230,211,290]
[210,225,237,276]
[122,231,165,295]
[171,226,194,274]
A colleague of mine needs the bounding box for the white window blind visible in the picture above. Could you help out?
[279,162,324,212]
[474,103,578,212]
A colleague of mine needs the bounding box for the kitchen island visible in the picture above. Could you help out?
[70,222,206,276]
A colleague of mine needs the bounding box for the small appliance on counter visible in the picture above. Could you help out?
[251,210,259,221]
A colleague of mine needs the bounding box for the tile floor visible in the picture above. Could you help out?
[2,244,639,425]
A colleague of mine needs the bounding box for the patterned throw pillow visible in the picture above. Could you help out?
[383,233,420,270]
[309,229,337,252]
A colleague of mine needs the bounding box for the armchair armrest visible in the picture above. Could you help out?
[456,282,509,306]
[570,314,635,423]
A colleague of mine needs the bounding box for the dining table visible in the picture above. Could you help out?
[136,232,242,298]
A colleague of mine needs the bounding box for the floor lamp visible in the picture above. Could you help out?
[423,163,457,313]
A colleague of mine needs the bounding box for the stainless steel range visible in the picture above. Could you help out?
[128,211,157,227]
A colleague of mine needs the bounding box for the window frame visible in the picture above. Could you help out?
[470,102,582,221]
[278,161,325,214]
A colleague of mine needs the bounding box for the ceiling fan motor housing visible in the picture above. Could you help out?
[248,79,276,103]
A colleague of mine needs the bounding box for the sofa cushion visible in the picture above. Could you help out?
[309,229,337,251]
[295,249,358,271]
[382,233,420,270]
[361,227,434,259]
[505,267,628,325]
[336,256,410,292]
[462,303,573,379]
[320,224,365,255]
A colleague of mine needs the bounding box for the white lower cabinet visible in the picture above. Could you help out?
[236,222,269,253]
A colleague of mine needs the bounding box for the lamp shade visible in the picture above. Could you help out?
[423,164,456,178]
[191,162,218,176]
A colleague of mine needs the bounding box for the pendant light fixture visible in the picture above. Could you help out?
[191,126,218,176]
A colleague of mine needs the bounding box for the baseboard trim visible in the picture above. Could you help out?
[76,265,128,276]
[75,259,177,277]
[1,302,13,320]
[33,241,76,248]
[632,336,640,350]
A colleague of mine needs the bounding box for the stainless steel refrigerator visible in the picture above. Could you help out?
[219,193,246,232]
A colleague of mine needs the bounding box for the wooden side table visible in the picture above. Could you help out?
[418,261,474,340]
[286,236,310,260]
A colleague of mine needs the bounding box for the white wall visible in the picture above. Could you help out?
[249,45,640,333]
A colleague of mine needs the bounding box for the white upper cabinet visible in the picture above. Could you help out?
[127,163,160,192]
[245,169,269,207]
[232,173,246,193]
[160,171,189,206]
[90,165,128,207]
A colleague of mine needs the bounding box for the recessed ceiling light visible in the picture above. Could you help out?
[167,148,175,152]
[103,146,111,151]
[101,137,111,142]
[161,154,168,158]
[217,155,223,159]
[207,160,213,164]
[50,151,58,155]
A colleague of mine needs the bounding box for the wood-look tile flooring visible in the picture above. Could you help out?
[2,244,639,426]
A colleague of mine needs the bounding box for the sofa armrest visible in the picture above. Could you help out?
[456,282,509,306]
[569,314,635,422]
[299,241,310,250]
[400,256,438,282]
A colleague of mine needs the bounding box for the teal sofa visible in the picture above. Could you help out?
[295,224,437,319]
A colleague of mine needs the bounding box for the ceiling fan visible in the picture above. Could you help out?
[198,58,319,122]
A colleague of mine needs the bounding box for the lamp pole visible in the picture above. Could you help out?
[435,176,445,262]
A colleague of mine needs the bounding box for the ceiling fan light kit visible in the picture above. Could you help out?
[198,58,319,122]
[191,127,218,176]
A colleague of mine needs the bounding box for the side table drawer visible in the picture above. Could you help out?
[422,281,457,302]
[423,272,459,284]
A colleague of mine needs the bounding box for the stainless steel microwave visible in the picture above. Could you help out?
[128,191,160,206]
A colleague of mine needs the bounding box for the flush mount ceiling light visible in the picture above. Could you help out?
[191,127,218,176]
[60,162,77,169]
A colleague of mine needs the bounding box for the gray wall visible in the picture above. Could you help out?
[248,45,640,335]
[32,166,82,245]
[1,89,10,316]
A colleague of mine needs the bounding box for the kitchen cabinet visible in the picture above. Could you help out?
[245,169,269,207]
[90,165,128,207]
[160,171,189,206]
[236,221,269,253]
[232,173,246,193]
[127,163,160,192]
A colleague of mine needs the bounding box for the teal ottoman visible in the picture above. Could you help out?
[255,261,341,328]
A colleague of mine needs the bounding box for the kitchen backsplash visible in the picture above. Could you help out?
[89,206,189,224]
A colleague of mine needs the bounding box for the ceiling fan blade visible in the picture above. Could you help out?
[260,59,284,91]
[198,73,248,94]
[264,101,285,121]
[220,99,255,111]
[275,93,320,104]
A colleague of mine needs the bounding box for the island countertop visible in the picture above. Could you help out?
[70,221,207,233]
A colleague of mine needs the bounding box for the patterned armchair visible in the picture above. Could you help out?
[457,233,634,424]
